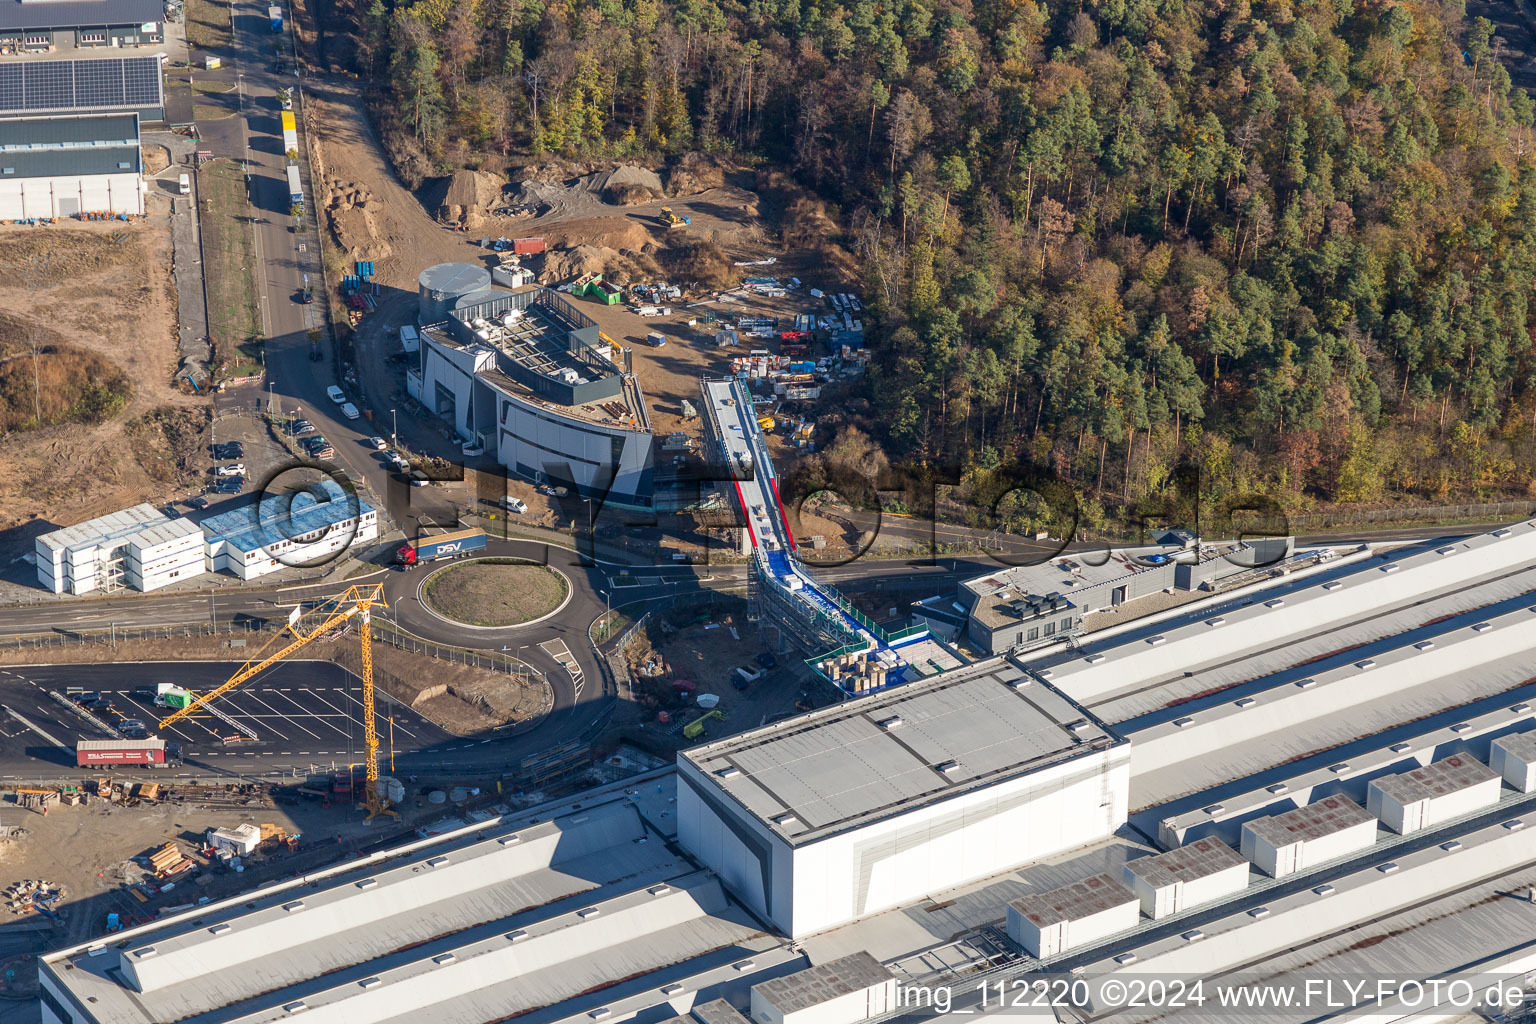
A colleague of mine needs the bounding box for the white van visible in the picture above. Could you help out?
[500,496,527,514]
[178,173,191,195]
[326,385,345,403]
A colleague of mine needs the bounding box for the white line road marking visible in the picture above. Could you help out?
[285,689,361,740]
[0,705,68,749]
[329,688,421,740]
[243,691,320,741]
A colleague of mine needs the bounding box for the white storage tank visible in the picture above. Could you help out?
[1240,795,1377,878]
[1366,754,1502,834]
[1121,837,1249,919]
[418,262,491,323]
[1491,731,1536,792]
[1006,874,1140,959]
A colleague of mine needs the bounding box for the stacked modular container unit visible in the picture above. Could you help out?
[1491,731,1536,792]
[1121,837,1250,919]
[124,519,206,591]
[1006,874,1141,958]
[1240,795,1378,878]
[1365,755,1503,834]
[749,953,897,1024]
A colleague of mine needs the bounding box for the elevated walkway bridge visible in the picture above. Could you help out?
[700,378,929,695]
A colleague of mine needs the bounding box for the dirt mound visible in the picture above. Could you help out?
[325,177,393,261]
[430,169,507,229]
[541,216,659,253]
[667,153,730,195]
[582,164,664,203]
[543,244,616,281]
[540,243,660,287]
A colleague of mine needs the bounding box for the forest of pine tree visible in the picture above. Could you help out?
[324,0,1536,514]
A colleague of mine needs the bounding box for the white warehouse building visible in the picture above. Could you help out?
[0,113,144,220]
[677,658,1130,938]
[35,504,204,595]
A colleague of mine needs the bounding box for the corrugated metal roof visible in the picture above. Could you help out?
[36,502,167,554]
[0,140,137,177]
[0,0,162,32]
[0,111,137,147]
[125,518,202,551]
[683,657,1124,845]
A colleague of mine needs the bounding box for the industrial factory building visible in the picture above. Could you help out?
[410,265,655,509]
[677,657,1130,937]
[0,0,162,53]
[37,517,1536,1024]
[0,56,165,122]
[0,112,144,219]
[922,535,1281,655]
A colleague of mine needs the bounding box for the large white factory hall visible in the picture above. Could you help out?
[39,519,1536,1024]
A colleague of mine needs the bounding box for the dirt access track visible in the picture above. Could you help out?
[301,77,773,296]
[0,220,210,554]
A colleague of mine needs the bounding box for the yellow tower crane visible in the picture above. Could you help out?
[157,584,397,820]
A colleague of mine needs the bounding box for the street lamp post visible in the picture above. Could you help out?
[391,408,397,447]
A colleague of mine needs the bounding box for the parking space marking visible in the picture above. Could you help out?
[277,688,360,740]
[327,688,422,740]
[239,691,324,741]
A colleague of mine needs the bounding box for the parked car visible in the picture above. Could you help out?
[303,436,329,451]
[215,463,246,477]
[211,441,244,457]
[184,496,210,510]
[366,436,388,450]
[292,420,315,435]
[500,496,527,514]
[216,478,245,494]
[326,385,346,403]
[310,446,335,460]
[340,402,361,420]
[387,453,410,471]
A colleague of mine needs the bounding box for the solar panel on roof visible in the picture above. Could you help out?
[0,57,161,114]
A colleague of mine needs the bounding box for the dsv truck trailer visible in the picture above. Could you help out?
[396,529,487,566]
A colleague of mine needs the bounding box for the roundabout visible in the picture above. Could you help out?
[416,557,573,630]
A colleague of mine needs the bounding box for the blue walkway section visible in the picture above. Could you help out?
[703,378,929,695]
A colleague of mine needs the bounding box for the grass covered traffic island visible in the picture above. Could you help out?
[421,558,567,627]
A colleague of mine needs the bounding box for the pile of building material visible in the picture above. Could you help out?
[149,842,193,879]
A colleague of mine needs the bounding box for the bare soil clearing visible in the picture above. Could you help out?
[0,222,206,548]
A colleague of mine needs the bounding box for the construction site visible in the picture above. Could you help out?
[25,516,1536,1024]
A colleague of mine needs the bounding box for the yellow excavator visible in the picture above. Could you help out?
[157,584,397,820]
[659,207,691,229]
